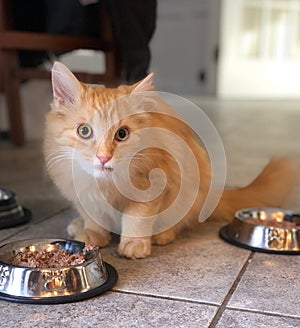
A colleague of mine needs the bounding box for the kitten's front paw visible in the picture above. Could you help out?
[67,218,84,237]
[67,218,110,247]
[118,237,151,259]
[75,228,110,248]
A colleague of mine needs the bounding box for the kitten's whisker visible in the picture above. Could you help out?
[46,154,73,170]
[45,149,74,162]
[47,159,72,171]
[46,152,73,162]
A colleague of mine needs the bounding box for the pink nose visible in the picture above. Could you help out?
[97,155,111,165]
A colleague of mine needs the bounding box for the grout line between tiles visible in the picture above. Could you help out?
[110,289,220,308]
[0,206,71,243]
[225,306,300,320]
[207,252,255,328]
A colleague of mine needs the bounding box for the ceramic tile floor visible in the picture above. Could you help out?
[0,80,300,327]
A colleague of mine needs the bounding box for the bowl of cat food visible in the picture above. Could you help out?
[220,208,300,254]
[0,239,118,304]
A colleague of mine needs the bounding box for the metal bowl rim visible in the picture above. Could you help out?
[235,207,299,230]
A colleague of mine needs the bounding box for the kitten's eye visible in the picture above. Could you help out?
[115,127,130,141]
[77,123,93,139]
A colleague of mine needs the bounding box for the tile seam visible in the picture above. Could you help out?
[110,289,220,308]
[207,251,255,327]
[226,306,300,320]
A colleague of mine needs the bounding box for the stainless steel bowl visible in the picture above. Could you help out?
[220,208,300,254]
[0,188,31,229]
[0,239,118,304]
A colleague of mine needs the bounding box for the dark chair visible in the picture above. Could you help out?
[0,0,121,146]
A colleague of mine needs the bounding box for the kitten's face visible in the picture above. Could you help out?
[69,104,152,180]
[45,62,155,181]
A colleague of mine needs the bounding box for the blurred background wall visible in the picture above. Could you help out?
[149,0,219,96]
[150,0,300,99]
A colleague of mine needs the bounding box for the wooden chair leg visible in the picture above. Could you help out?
[0,50,3,92]
[3,50,25,146]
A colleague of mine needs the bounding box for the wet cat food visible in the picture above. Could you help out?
[246,218,296,229]
[10,244,95,268]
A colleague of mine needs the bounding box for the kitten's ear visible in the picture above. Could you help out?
[51,61,83,106]
[132,73,155,93]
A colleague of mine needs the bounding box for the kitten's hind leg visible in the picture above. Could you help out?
[68,217,110,247]
[152,227,176,246]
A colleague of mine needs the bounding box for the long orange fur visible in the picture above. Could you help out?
[44,62,297,259]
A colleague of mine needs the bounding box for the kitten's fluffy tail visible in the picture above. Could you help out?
[212,158,298,221]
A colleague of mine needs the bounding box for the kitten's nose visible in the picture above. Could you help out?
[97,155,111,165]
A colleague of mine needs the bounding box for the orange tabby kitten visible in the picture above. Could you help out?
[44,62,297,259]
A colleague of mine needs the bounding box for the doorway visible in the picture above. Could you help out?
[218,0,300,98]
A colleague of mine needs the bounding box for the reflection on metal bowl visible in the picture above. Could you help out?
[220,208,300,254]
